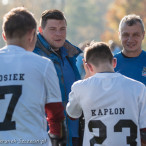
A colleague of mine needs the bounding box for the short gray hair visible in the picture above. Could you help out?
[119,14,145,33]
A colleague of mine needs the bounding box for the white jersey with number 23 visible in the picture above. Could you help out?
[66,73,146,146]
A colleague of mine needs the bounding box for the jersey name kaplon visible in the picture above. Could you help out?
[91,107,125,116]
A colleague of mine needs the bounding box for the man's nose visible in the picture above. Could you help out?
[127,35,133,41]
[55,30,62,35]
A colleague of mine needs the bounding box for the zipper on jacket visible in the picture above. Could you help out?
[53,60,70,146]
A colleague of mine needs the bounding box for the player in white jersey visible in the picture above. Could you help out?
[66,42,146,146]
[0,7,65,146]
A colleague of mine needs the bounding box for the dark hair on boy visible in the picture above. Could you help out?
[84,42,113,67]
[2,7,36,39]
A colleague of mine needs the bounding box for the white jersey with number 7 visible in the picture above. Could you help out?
[0,45,62,146]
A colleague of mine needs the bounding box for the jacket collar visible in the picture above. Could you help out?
[36,33,82,57]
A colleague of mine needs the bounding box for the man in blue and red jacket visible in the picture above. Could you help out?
[34,9,82,146]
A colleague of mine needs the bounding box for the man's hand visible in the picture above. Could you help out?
[49,120,67,146]
[141,128,146,146]
[49,133,66,146]
[142,142,146,146]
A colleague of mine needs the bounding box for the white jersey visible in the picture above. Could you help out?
[66,73,146,146]
[0,45,62,146]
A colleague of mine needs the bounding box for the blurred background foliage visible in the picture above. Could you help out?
[0,0,146,50]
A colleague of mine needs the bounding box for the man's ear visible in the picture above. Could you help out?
[38,26,43,34]
[112,58,117,68]
[28,29,36,43]
[142,31,145,40]
[118,31,121,41]
[87,63,94,72]
[2,32,6,41]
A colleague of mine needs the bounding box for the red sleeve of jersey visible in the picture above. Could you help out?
[141,128,146,145]
[45,102,65,138]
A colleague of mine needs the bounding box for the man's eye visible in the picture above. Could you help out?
[133,33,140,37]
[122,33,129,37]
[61,28,66,31]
